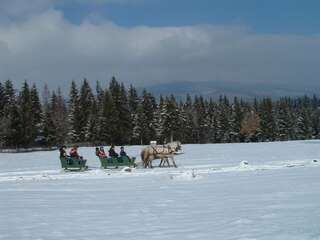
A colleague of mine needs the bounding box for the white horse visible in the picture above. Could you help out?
[140,145,177,168]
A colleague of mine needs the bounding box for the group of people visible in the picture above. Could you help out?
[95,145,128,158]
[59,145,83,159]
[59,145,129,159]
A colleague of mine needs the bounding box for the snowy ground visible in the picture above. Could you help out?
[1,141,320,240]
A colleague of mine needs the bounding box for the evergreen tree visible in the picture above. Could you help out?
[207,99,218,143]
[6,102,23,147]
[131,102,146,145]
[230,97,243,142]
[139,89,157,144]
[100,90,117,144]
[0,82,4,118]
[43,92,58,146]
[152,95,164,143]
[276,98,295,141]
[128,85,139,113]
[216,96,232,143]
[30,84,43,144]
[193,96,210,143]
[162,95,181,143]
[67,81,81,143]
[0,81,22,147]
[181,94,196,143]
[18,81,33,146]
[296,107,313,139]
[85,98,99,143]
[259,98,276,141]
[3,80,15,116]
[79,79,94,140]
[48,89,68,144]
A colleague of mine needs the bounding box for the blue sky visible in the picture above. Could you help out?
[59,0,320,34]
[0,0,320,96]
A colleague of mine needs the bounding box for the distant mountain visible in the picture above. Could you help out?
[140,81,320,99]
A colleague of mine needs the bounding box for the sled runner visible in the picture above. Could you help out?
[99,156,136,169]
[60,157,88,171]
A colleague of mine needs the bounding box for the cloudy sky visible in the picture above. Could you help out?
[0,0,319,95]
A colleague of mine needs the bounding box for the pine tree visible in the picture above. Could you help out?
[7,102,23,147]
[153,95,165,143]
[67,81,81,143]
[128,85,141,144]
[141,90,157,144]
[259,98,276,141]
[0,82,4,118]
[0,81,21,147]
[131,102,146,145]
[128,85,139,113]
[85,98,99,143]
[162,95,181,143]
[78,79,94,141]
[207,98,218,143]
[118,83,132,144]
[193,96,210,143]
[230,97,243,142]
[43,92,58,146]
[3,80,15,116]
[276,98,295,141]
[48,89,68,144]
[181,94,196,143]
[296,107,313,139]
[30,84,43,144]
[100,90,117,144]
[18,81,33,146]
[216,96,232,143]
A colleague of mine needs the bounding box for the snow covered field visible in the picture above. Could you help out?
[1,141,320,240]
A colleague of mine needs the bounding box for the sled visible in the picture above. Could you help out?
[60,157,88,171]
[99,156,136,169]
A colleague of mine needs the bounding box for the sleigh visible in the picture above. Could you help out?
[60,157,88,171]
[99,156,136,169]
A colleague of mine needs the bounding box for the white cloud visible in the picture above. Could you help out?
[0,0,142,19]
[0,8,319,94]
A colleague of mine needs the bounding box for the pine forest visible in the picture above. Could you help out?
[0,77,319,148]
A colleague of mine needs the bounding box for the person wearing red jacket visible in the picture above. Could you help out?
[98,146,106,158]
[69,145,80,159]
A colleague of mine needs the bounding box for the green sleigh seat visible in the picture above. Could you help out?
[60,157,88,171]
[99,156,136,169]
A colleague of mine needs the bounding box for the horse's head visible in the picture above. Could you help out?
[175,141,182,152]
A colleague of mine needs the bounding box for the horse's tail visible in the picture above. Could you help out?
[140,148,148,167]
[140,148,145,162]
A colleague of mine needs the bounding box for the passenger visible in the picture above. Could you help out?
[95,147,100,157]
[108,144,118,158]
[120,146,131,160]
[98,146,106,158]
[59,145,68,158]
[120,146,127,157]
[69,145,81,159]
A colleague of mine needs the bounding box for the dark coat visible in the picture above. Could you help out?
[109,148,118,157]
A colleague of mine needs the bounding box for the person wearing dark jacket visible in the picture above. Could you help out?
[59,146,68,158]
[108,144,118,157]
[120,146,127,157]
[120,146,131,160]
[95,147,99,157]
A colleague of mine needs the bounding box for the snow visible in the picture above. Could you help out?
[1,140,320,239]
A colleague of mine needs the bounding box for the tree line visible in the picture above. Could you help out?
[0,77,319,148]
